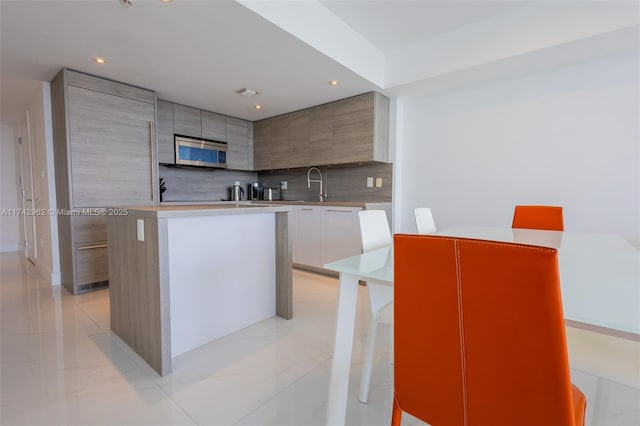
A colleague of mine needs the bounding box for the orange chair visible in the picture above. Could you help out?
[512,205,564,231]
[392,234,586,426]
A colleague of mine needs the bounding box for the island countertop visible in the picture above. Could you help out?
[124,203,292,219]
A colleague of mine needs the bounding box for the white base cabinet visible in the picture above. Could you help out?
[292,206,362,270]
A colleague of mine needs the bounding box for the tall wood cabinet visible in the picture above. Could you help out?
[253,92,389,170]
[51,69,157,295]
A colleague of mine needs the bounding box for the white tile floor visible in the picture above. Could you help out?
[1,252,638,426]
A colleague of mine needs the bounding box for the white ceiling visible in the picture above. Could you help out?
[1,0,637,127]
[319,0,522,52]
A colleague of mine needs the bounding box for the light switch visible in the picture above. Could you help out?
[375,178,383,188]
[366,177,374,188]
[280,181,288,190]
[137,219,144,241]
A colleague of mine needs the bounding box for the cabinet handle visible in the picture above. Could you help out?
[326,209,351,213]
[149,121,155,201]
[301,208,313,211]
[77,244,108,250]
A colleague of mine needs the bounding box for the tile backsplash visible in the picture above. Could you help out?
[159,162,392,203]
[159,166,257,202]
[258,162,392,202]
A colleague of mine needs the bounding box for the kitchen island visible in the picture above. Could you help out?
[107,204,292,375]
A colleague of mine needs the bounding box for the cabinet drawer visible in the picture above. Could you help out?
[72,215,107,244]
[75,243,109,285]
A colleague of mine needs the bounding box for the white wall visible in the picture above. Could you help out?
[394,50,640,247]
[0,125,20,252]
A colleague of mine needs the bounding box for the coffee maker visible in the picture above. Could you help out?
[248,182,263,200]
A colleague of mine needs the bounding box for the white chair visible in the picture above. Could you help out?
[357,210,394,403]
[414,207,436,234]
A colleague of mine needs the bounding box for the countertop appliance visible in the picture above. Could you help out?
[230,181,245,201]
[175,135,227,168]
[263,187,280,201]
[248,182,263,200]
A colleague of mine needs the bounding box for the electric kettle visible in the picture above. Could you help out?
[230,181,245,201]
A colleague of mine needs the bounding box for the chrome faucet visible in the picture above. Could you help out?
[307,167,326,202]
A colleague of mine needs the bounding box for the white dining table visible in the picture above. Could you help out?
[323,227,640,426]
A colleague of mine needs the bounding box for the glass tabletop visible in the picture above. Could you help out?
[324,227,640,337]
[324,246,393,283]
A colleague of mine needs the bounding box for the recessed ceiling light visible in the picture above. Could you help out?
[94,57,107,64]
[329,80,339,86]
[161,0,173,3]
[239,88,258,97]
[255,105,262,110]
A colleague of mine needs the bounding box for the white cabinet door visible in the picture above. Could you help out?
[320,207,362,265]
[294,207,322,267]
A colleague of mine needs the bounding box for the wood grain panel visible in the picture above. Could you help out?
[68,86,155,207]
[309,104,333,165]
[253,120,271,170]
[202,111,226,141]
[173,104,201,138]
[158,167,257,202]
[50,70,75,294]
[258,162,392,202]
[275,211,292,319]
[75,244,109,285]
[72,215,107,243]
[226,117,250,170]
[108,214,170,375]
[332,93,375,163]
[288,110,309,168]
[157,99,174,164]
[270,115,290,170]
[66,69,154,104]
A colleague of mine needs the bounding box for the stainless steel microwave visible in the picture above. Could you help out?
[175,136,227,168]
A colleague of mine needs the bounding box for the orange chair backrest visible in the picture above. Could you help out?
[512,205,564,231]
[394,234,576,426]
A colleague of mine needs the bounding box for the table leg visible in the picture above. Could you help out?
[326,272,360,426]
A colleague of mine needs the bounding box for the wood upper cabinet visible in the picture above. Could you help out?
[202,111,226,141]
[270,115,290,170]
[173,104,201,138]
[252,92,389,170]
[309,103,333,166]
[157,99,174,164]
[332,93,375,163]
[289,110,310,168]
[226,117,253,170]
[253,120,271,170]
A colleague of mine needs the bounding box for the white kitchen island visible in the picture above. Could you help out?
[107,204,292,375]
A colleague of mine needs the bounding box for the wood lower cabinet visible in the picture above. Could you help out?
[51,68,157,295]
[75,243,109,286]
